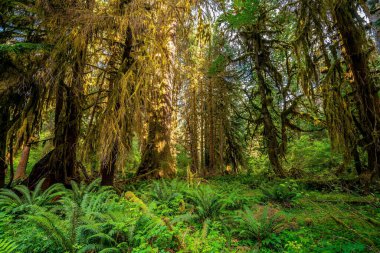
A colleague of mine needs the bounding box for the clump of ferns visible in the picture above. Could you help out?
[145,179,187,202]
[224,189,255,210]
[27,210,78,253]
[0,178,66,216]
[145,179,188,216]
[77,213,179,253]
[59,179,120,216]
[232,205,288,248]
[182,186,226,223]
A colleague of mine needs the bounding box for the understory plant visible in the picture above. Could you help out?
[0,239,18,253]
[233,206,287,247]
[0,178,65,215]
[186,186,226,222]
[261,180,301,206]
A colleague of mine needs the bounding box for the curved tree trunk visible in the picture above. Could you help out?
[245,28,286,178]
[26,82,82,188]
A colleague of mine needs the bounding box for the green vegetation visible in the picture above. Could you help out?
[1,178,379,252]
[1,0,380,252]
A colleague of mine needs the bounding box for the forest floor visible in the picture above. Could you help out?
[1,175,380,252]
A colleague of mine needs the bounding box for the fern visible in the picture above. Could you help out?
[99,248,121,253]
[261,181,299,205]
[186,186,225,222]
[0,179,66,214]
[0,239,18,253]
[27,212,74,252]
[234,206,287,244]
[148,179,186,203]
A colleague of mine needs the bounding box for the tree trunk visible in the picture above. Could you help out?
[101,143,118,186]
[251,29,285,178]
[99,26,134,186]
[0,105,10,188]
[26,83,82,188]
[136,14,177,179]
[15,143,31,180]
[333,0,380,179]
[137,109,176,179]
[189,87,199,174]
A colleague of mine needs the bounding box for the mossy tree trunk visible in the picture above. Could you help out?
[136,87,176,179]
[14,142,31,180]
[100,26,134,186]
[27,80,82,187]
[0,108,10,188]
[333,0,380,180]
[243,24,286,178]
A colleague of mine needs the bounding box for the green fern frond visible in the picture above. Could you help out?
[31,178,46,200]
[0,189,22,207]
[14,185,33,204]
[87,233,117,246]
[99,247,121,253]
[27,213,73,252]
[0,239,18,253]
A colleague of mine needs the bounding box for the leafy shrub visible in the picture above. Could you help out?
[286,135,343,173]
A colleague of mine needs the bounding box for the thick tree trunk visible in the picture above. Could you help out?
[26,83,82,188]
[352,146,363,175]
[259,82,285,178]
[52,84,81,182]
[15,143,31,180]
[137,110,176,179]
[334,0,380,179]
[136,14,177,179]
[0,141,7,189]
[99,26,134,186]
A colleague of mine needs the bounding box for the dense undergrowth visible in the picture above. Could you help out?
[0,176,379,253]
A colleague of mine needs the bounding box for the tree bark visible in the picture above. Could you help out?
[137,108,176,179]
[0,103,10,188]
[333,0,380,179]
[15,143,31,180]
[136,13,177,179]
[26,82,82,188]
[248,27,286,178]
[100,26,134,186]
[101,143,118,186]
